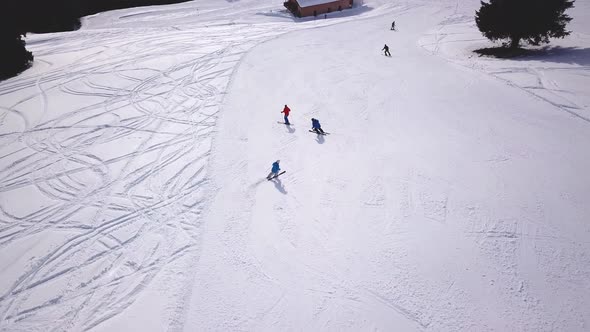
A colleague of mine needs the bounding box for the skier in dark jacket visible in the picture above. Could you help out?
[311,118,325,134]
[391,21,396,30]
[267,160,281,180]
[382,44,391,56]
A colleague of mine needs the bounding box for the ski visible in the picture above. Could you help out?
[267,170,286,180]
[309,130,329,135]
[277,122,292,125]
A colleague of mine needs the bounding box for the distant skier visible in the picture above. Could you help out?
[281,105,291,125]
[391,21,396,30]
[382,44,391,56]
[267,160,281,180]
[311,118,325,134]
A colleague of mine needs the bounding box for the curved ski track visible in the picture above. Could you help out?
[0,3,402,330]
[0,22,290,332]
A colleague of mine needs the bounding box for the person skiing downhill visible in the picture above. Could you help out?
[311,118,325,134]
[281,105,291,125]
[267,160,281,180]
[391,21,396,30]
[382,44,391,56]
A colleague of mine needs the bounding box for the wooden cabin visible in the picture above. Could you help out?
[284,0,353,18]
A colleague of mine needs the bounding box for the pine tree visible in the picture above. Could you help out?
[1,0,189,80]
[0,0,82,80]
[28,0,81,33]
[0,2,34,80]
[475,0,575,49]
[0,34,34,80]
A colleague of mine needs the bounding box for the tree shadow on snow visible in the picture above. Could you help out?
[272,178,287,194]
[514,47,590,66]
[474,46,590,66]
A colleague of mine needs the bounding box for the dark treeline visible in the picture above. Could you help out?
[0,0,189,80]
[83,0,190,17]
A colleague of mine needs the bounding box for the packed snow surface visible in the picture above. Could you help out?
[1,0,589,331]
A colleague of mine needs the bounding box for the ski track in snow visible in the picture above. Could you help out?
[0,2,401,330]
[183,1,590,331]
[417,0,590,122]
[0,19,278,332]
[0,27,231,331]
[1,0,590,330]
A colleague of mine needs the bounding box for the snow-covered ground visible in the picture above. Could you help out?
[1,0,589,330]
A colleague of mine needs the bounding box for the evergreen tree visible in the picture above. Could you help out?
[28,0,81,33]
[0,33,34,80]
[475,0,575,49]
[0,0,82,80]
[1,0,189,80]
[0,2,33,80]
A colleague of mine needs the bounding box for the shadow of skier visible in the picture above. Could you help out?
[272,177,287,194]
[286,124,296,134]
[315,133,325,144]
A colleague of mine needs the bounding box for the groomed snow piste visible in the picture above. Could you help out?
[0,0,589,331]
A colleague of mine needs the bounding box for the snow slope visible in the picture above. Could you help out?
[1,0,589,331]
[184,2,590,330]
[0,1,395,330]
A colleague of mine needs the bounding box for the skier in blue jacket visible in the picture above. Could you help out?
[267,160,281,180]
[311,118,325,134]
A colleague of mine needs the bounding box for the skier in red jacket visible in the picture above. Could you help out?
[281,105,291,125]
